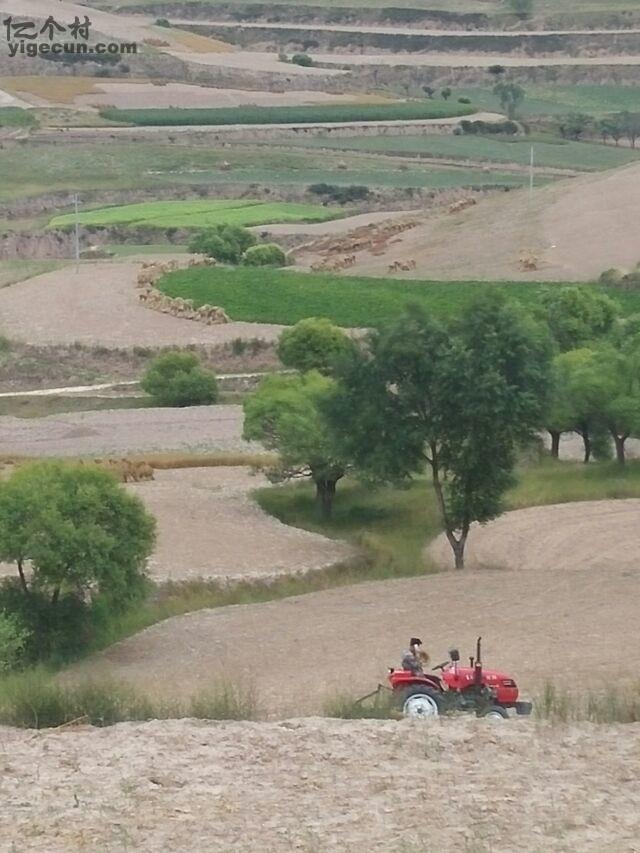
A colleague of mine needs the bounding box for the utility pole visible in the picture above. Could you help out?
[74,193,80,273]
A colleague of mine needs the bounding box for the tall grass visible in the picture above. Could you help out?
[536,682,640,724]
[0,668,258,728]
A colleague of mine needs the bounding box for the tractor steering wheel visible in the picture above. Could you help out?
[432,661,450,672]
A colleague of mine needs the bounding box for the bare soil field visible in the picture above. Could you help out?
[73,83,375,111]
[73,500,640,715]
[427,500,640,573]
[0,404,252,457]
[313,52,640,67]
[5,78,390,111]
[0,261,283,348]
[1,716,639,853]
[177,49,640,71]
[131,467,353,582]
[325,160,640,280]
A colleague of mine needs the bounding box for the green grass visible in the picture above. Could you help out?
[49,199,342,230]
[299,134,640,171]
[255,457,640,575]
[0,140,538,202]
[0,260,64,289]
[99,101,475,127]
[0,396,150,419]
[156,267,640,328]
[0,107,36,128]
[0,669,258,728]
[535,682,640,724]
[452,85,640,119]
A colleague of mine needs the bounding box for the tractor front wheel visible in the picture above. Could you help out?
[481,705,509,720]
[399,686,443,719]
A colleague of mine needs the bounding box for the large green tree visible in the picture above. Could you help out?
[243,371,347,519]
[328,298,551,568]
[0,461,156,608]
[539,287,618,352]
[277,318,355,376]
[545,349,611,462]
[551,346,640,465]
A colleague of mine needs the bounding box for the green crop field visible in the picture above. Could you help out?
[1,140,534,203]
[298,134,640,171]
[0,107,37,128]
[99,101,475,127]
[49,200,343,230]
[448,86,640,119]
[157,267,640,328]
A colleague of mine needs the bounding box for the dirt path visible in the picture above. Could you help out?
[2,716,639,853]
[0,261,283,348]
[333,161,640,281]
[252,208,425,237]
[72,500,640,714]
[131,467,353,582]
[0,404,251,457]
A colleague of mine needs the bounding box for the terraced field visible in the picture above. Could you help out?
[298,134,640,171]
[49,199,343,230]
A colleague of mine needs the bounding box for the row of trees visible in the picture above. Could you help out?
[244,287,640,570]
[557,112,640,147]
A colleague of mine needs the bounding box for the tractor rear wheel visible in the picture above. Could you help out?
[399,685,443,719]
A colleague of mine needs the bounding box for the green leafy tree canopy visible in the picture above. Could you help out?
[0,461,156,609]
[277,318,355,376]
[243,371,347,518]
[328,297,552,568]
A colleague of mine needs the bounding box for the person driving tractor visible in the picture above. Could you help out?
[401,637,430,674]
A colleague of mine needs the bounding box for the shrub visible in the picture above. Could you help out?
[0,611,29,673]
[242,243,287,267]
[141,351,219,407]
[189,224,256,264]
[291,53,314,67]
[0,581,90,665]
[460,119,518,135]
[308,183,371,204]
[155,17,171,27]
[458,97,471,104]
[277,317,354,375]
[599,268,625,287]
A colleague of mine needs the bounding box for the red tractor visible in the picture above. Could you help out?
[389,637,532,719]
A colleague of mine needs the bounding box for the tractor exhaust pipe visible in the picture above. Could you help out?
[474,636,483,686]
